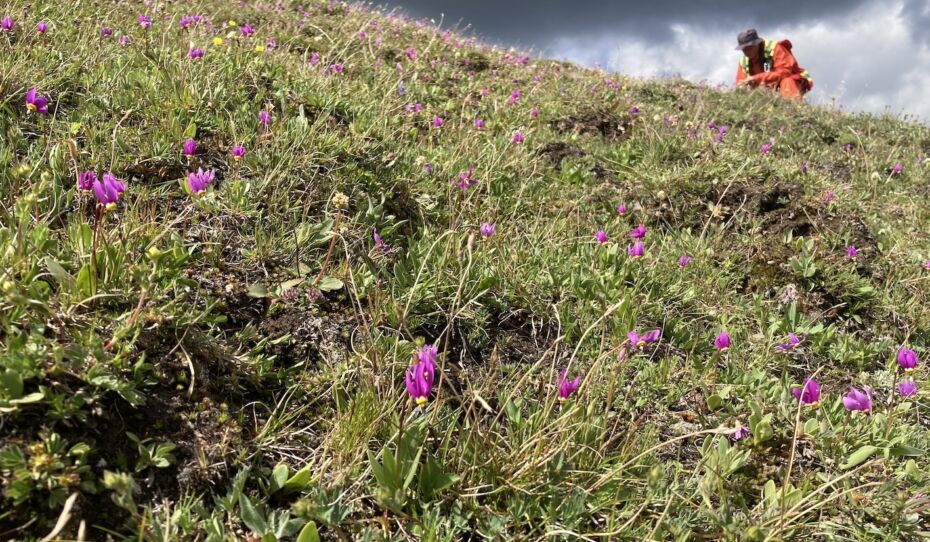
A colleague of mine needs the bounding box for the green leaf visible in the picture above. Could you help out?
[240,495,268,535]
[247,283,271,298]
[282,464,312,495]
[45,258,74,287]
[296,521,321,542]
[76,264,97,298]
[317,277,343,292]
[182,121,198,139]
[841,445,880,470]
[706,394,723,410]
[269,463,289,494]
[889,445,925,457]
[417,456,459,501]
[0,370,24,398]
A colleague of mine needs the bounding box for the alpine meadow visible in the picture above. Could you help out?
[1,1,930,541]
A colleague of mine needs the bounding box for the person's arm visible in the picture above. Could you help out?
[754,42,795,84]
[736,63,748,85]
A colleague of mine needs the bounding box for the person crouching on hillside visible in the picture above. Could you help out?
[735,28,813,100]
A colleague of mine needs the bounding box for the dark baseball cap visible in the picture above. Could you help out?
[736,28,764,50]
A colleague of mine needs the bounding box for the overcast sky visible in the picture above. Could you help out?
[392,0,930,121]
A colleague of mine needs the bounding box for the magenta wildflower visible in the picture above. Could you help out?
[823,191,836,204]
[842,387,872,412]
[188,47,204,59]
[892,162,903,175]
[231,145,246,160]
[432,116,443,128]
[78,170,97,191]
[898,380,917,397]
[266,36,276,50]
[629,106,639,118]
[405,46,417,60]
[707,120,717,130]
[480,223,496,238]
[100,25,113,37]
[454,167,478,191]
[730,424,751,442]
[138,15,152,29]
[776,333,802,351]
[791,378,821,407]
[678,255,692,267]
[630,224,646,239]
[1,16,13,32]
[508,89,521,105]
[846,245,858,260]
[309,52,320,66]
[258,110,271,126]
[714,331,731,352]
[183,138,197,158]
[474,118,484,129]
[180,15,195,30]
[760,143,772,154]
[423,163,434,175]
[186,168,215,195]
[530,106,539,118]
[480,87,490,97]
[405,345,437,406]
[373,230,389,251]
[25,88,49,115]
[240,24,254,37]
[36,21,47,34]
[118,35,129,46]
[557,369,581,401]
[512,131,524,144]
[628,329,661,348]
[898,347,918,371]
[627,241,645,259]
[92,172,126,211]
[616,203,626,215]
[595,230,608,244]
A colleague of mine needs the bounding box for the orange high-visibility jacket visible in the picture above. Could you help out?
[735,39,813,90]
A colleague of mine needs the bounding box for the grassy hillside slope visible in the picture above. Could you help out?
[2,1,930,540]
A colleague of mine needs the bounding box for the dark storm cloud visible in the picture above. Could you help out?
[390,0,874,49]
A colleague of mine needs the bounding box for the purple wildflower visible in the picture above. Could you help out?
[183,138,197,158]
[616,203,626,215]
[266,36,276,50]
[628,329,661,348]
[594,230,608,244]
[707,120,717,130]
[846,245,858,260]
[100,25,113,37]
[892,162,903,175]
[454,167,478,191]
[180,15,195,30]
[557,369,581,401]
[310,52,320,66]
[678,255,692,267]
[508,89,521,105]
[714,331,731,352]
[1,16,13,32]
[240,24,254,37]
[480,223,496,238]
[92,172,126,211]
[78,170,97,191]
[474,118,485,129]
[898,347,918,371]
[760,143,772,154]
[512,131,524,144]
[186,168,215,195]
[259,110,271,126]
[405,345,437,406]
[373,230,389,251]
[530,106,539,118]
[423,163,434,175]
[730,425,751,442]
[629,106,639,118]
[627,241,645,259]
[231,145,246,160]
[823,191,836,204]
[791,378,821,406]
[36,21,47,34]
[898,380,917,397]
[799,161,808,174]
[25,88,49,115]
[138,15,152,29]
[188,48,204,59]
[432,116,443,128]
[630,224,646,239]
[776,333,802,351]
[118,35,129,46]
[842,387,872,412]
